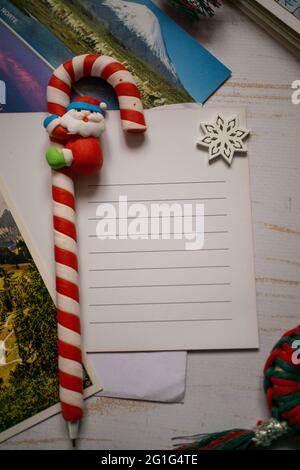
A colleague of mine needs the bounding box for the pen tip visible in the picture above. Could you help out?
[68,420,79,447]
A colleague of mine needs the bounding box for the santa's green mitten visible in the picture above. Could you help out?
[46,148,72,169]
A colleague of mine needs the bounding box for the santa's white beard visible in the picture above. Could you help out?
[61,109,105,138]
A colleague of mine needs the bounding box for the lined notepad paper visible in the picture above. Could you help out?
[0,108,258,352]
[76,108,258,351]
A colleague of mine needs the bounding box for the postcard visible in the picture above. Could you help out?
[0,183,101,444]
[0,0,231,112]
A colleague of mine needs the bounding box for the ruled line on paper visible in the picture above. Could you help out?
[89,282,231,289]
[88,214,228,220]
[87,180,227,187]
[88,231,229,238]
[88,265,230,272]
[89,318,233,325]
[88,197,227,204]
[88,248,230,254]
[89,300,232,307]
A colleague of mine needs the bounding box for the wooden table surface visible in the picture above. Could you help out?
[2,0,300,450]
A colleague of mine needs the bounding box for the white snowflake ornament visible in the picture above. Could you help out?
[198,115,249,166]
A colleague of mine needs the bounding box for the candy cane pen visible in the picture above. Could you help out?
[43,54,146,446]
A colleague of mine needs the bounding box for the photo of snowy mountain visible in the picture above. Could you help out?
[0,209,20,250]
[75,0,181,86]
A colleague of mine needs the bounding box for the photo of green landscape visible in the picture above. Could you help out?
[11,0,193,108]
[0,194,60,434]
[0,188,93,438]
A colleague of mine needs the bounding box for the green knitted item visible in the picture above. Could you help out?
[174,326,300,450]
[169,0,220,18]
[174,429,256,450]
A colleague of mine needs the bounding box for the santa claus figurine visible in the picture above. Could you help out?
[43,96,107,176]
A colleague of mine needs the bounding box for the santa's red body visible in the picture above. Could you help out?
[66,135,103,176]
[52,124,103,177]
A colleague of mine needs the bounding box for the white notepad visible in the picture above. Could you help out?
[0,107,258,352]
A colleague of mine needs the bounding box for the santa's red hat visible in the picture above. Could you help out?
[67,96,107,114]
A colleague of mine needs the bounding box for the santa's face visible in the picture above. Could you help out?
[60,108,105,138]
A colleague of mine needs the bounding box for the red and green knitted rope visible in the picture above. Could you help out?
[174,326,300,449]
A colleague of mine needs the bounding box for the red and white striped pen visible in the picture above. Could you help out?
[43,54,146,446]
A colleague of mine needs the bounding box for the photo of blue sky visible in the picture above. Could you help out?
[0,22,49,112]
